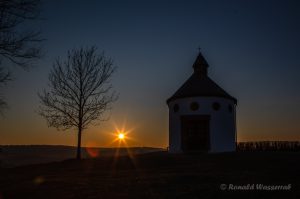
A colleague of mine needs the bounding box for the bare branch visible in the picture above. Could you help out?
[0,0,43,69]
[0,0,43,113]
[38,46,117,159]
[0,66,10,115]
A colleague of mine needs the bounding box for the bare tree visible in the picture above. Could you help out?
[0,0,43,113]
[38,46,117,159]
[0,67,10,111]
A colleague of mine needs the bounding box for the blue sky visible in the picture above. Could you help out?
[1,0,300,147]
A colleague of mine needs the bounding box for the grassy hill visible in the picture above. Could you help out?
[0,151,299,199]
[0,145,164,167]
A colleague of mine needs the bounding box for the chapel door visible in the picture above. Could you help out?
[181,115,210,152]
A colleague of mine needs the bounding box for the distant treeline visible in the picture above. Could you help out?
[237,141,300,152]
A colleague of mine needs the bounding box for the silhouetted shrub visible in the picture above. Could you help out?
[237,141,300,152]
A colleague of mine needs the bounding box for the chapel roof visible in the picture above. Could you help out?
[167,52,237,104]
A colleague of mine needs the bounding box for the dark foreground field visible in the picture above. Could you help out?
[0,152,299,199]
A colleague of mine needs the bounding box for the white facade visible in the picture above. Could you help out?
[168,97,236,153]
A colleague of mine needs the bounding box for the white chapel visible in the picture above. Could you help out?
[167,52,237,153]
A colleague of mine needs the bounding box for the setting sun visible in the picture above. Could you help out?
[118,133,125,140]
[109,122,136,147]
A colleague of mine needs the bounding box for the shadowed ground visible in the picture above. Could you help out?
[0,146,163,168]
[0,152,299,199]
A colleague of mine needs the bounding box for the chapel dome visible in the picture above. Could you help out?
[167,52,237,104]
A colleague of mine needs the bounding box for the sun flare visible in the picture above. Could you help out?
[108,121,137,147]
[118,133,125,140]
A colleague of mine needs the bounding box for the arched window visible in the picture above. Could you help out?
[190,102,199,111]
[173,104,179,113]
[228,104,233,113]
[212,102,220,111]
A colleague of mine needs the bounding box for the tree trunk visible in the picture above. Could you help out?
[76,127,82,160]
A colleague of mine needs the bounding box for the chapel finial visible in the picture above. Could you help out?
[192,50,209,76]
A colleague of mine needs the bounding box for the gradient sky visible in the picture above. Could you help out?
[1,0,300,147]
